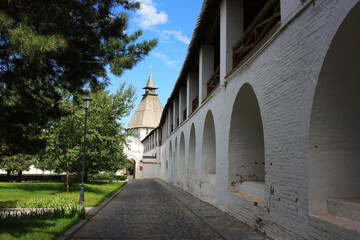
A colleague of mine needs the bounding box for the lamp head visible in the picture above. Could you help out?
[83,96,92,109]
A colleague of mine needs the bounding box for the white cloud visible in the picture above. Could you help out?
[152,52,179,68]
[137,0,168,30]
[161,29,190,44]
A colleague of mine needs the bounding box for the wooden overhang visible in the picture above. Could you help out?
[155,0,280,133]
[158,0,220,128]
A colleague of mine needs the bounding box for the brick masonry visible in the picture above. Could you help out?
[142,1,360,239]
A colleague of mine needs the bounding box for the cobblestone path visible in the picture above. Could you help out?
[69,180,223,239]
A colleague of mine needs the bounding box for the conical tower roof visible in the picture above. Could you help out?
[143,73,158,89]
[127,73,163,129]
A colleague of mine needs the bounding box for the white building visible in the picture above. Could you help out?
[142,0,360,239]
[125,73,163,179]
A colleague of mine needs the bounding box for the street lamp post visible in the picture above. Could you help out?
[79,96,91,205]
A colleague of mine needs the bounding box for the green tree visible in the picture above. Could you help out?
[35,149,57,173]
[0,153,34,182]
[0,0,157,155]
[85,85,135,174]
[40,85,135,191]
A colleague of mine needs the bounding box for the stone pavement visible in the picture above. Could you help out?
[156,180,270,240]
[67,180,270,240]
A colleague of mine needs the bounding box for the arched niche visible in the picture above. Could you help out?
[168,141,172,181]
[179,132,185,180]
[172,137,178,182]
[127,158,135,177]
[228,83,265,201]
[308,3,360,216]
[165,148,168,169]
[201,111,216,185]
[188,124,196,180]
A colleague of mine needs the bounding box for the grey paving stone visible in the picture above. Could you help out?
[156,180,271,240]
[68,180,223,240]
[68,180,271,240]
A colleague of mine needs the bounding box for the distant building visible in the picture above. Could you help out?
[126,73,163,141]
[124,73,163,178]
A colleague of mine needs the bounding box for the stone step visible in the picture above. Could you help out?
[328,198,360,222]
[239,181,265,200]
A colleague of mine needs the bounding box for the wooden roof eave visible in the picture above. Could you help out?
[159,0,219,127]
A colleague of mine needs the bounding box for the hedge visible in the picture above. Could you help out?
[115,175,127,181]
[88,173,127,182]
[0,174,64,182]
[0,173,127,182]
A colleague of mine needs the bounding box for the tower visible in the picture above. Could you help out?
[127,73,163,141]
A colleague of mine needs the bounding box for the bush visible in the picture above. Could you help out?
[88,172,114,182]
[60,175,81,189]
[115,175,127,181]
[0,173,127,182]
[88,173,127,182]
[0,174,63,182]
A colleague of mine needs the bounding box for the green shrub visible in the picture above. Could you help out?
[0,174,63,182]
[0,173,127,182]
[88,172,115,182]
[60,175,81,189]
[115,175,127,181]
[87,173,127,182]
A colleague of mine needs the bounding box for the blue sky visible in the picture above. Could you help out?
[106,0,203,128]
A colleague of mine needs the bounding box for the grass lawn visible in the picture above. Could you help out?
[0,181,127,208]
[0,217,81,240]
[0,181,126,240]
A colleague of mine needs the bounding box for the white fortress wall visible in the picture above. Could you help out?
[142,1,360,239]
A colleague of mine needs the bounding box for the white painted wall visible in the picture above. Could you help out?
[179,87,187,123]
[187,124,196,180]
[124,136,144,179]
[228,84,265,194]
[178,132,185,181]
[220,0,244,82]
[187,72,199,116]
[199,45,214,102]
[142,1,360,239]
[308,2,360,215]
[201,111,216,184]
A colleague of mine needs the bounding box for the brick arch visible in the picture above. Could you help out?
[178,132,185,181]
[187,124,196,180]
[201,110,216,185]
[228,83,265,200]
[308,2,360,215]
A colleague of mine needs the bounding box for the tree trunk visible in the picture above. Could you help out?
[66,171,70,192]
[6,170,11,182]
[66,160,70,192]
[16,171,22,182]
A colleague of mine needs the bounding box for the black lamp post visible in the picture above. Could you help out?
[79,96,91,205]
